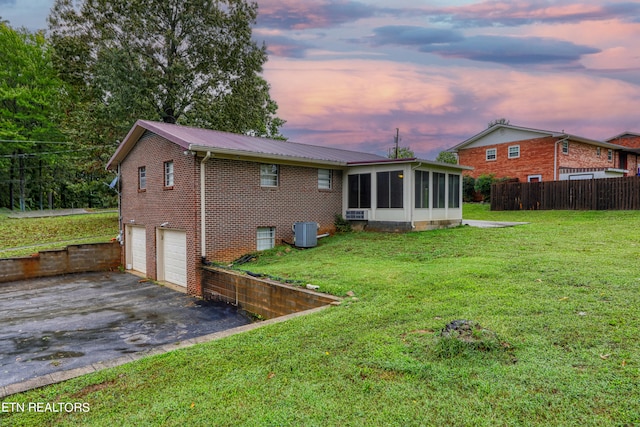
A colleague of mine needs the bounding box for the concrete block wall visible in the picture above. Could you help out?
[202,267,341,319]
[0,242,121,283]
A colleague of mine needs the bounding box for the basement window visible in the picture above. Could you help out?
[257,227,275,251]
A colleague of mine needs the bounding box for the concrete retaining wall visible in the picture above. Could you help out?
[0,242,122,283]
[202,267,341,319]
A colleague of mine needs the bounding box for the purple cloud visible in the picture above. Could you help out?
[257,0,375,30]
[422,35,600,66]
[370,26,464,46]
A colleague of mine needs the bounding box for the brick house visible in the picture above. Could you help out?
[449,124,640,182]
[106,120,470,295]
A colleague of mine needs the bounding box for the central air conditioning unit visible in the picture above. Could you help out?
[345,210,368,220]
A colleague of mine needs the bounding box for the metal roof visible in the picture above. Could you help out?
[107,120,388,169]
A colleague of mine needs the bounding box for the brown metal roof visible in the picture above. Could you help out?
[107,120,388,169]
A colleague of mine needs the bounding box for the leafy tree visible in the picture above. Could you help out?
[488,118,510,128]
[436,151,457,164]
[387,147,415,159]
[0,23,68,210]
[48,0,285,140]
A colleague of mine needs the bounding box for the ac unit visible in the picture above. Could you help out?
[345,210,368,220]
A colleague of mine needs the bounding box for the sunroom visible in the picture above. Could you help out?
[343,159,472,231]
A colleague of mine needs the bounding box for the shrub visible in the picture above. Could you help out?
[334,214,352,233]
[463,175,476,202]
[474,174,496,202]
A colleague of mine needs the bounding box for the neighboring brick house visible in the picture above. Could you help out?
[449,124,639,182]
[106,120,470,296]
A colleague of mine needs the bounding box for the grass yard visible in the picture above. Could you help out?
[2,205,639,426]
[0,211,119,257]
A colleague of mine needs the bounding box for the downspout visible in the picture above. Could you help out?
[200,152,211,261]
[554,135,569,181]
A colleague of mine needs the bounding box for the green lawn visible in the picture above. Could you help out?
[2,205,639,426]
[0,211,119,257]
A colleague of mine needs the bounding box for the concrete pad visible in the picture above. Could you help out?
[0,272,251,394]
[462,220,529,228]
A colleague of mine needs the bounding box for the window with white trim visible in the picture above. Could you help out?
[508,145,520,159]
[596,147,601,157]
[318,169,332,189]
[608,149,613,161]
[260,164,279,187]
[138,166,146,190]
[164,161,174,187]
[486,148,497,161]
[257,227,275,251]
[562,141,569,154]
[433,172,446,208]
[414,170,429,209]
[448,174,461,208]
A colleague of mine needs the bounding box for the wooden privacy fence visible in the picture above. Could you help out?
[491,176,640,210]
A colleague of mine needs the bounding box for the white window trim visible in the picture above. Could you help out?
[562,141,569,155]
[508,145,520,159]
[318,169,332,189]
[138,166,146,190]
[257,227,275,251]
[607,149,613,162]
[528,175,542,182]
[486,148,497,161]
[260,164,279,187]
[164,161,174,187]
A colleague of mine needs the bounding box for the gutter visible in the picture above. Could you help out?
[200,152,211,260]
[554,135,569,181]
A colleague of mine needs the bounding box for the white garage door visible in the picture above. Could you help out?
[130,226,146,274]
[162,229,187,287]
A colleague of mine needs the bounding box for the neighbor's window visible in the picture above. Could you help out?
[376,170,404,208]
[415,170,429,209]
[596,147,601,157]
[608,149,613,161]
[164,161,174,187]
[138,166,146,190]
[433,172,446,209]
[257,227,275,251]
[562,141,569,154]
[260,164,279,187]
[348,173,371,209]
[448,174,461,208]
[486,148,497,161]
[508,145,520,159]
[318,169,332,189]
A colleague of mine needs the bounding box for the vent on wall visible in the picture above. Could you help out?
[345,210,368,220]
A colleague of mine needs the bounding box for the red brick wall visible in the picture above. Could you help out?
[120,132,202,295]
[458,136,620,182]
[120,132,344,295]
[203,158,343,262]
[609,135,640,149]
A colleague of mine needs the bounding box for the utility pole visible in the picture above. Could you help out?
[394,128,400,159]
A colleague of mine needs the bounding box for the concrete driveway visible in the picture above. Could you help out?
[0,272,251,390]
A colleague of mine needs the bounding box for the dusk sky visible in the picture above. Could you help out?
[2,0,639,158]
